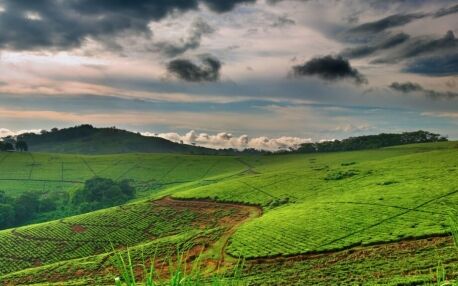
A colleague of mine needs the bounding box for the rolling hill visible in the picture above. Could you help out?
[16,125,218,155]
[0,141,457,285]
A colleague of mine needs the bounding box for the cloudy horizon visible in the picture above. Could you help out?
[1,0,457,148]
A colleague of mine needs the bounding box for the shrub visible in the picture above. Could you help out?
[73,177,136,211]
[325,170,359,180]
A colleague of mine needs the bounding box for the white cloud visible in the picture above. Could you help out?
[142,130,311,151]
[0,128,42,138]
[334,124,372,132]
[421,112,458,119]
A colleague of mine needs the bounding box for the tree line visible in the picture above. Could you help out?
[0,139,28,152]
[0,177,135,230]
[0,191,59,229]
[294,130,447,154]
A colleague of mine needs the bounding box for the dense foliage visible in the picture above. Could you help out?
[15,140,28,152]
[295,130,447,153]
[0,191,58,229]
[73,177,135,212]
[0,177,135,230]
[0,141,14,151]
[0,138,28,152]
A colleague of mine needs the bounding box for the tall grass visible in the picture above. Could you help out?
[450,211,458,248]
[112,246,245,286]
[433,211,458,286]
[113,210,458,285]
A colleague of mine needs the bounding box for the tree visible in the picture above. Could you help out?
[14,192,40,223]
[0,141,14,151]
[15,140,28,152]
[119,179,135,198]
[296,131,448,154]
[73,177,135,211]
[4,143,14,151]
[0,191,11,204]
[0,204,15,228]
[39,197,57,212]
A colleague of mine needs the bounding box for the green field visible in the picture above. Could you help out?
[0,152,246,198]
[1,141,458,284]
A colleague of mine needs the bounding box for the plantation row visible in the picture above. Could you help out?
[175,142,458,257]
[0,198,250,275]
[1,229,221,285]
[3,231,457,285]
[0,141,457,284]
[240,237,458,285]
[0,152,247,197]
[227,201,448,257]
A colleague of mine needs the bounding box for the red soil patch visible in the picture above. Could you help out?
[71,224,87,233]
[33,259,42,267]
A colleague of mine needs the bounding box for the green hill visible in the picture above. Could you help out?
[16,125,218,155]
[12,126,446,156]
[0,141,457,285]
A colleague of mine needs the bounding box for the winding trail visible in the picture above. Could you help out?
[160,196,262,266]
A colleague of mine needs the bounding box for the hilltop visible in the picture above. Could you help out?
[15,125,218,155]
[13,125,268,155]
[8,125,448,156]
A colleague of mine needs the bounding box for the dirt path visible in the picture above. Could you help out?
[213,200,261,266]
[160,196,262,266]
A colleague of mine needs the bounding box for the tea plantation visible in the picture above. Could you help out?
[0,141,457,284]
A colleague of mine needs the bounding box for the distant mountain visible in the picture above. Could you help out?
[12,126,448,155]
[16,125,221,155]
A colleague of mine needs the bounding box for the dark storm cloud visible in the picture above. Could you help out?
[340,33,409,58]
[347,13,427,34]
[373,31,457,63]
[201,0,256,13]
[167,56,222,82]
[154,18,215,57]
[342,4,458,43]
[403,53,458,76]
[390,81,458,99]
[397,31,457,59]
[0,0,254,51]
[389,82,423,93]
[433,4,458,17]
[291,55,367,85]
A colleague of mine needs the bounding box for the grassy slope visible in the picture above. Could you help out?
[0,141,457,284]
[0,152,245,198]
[0,197,257,282]
[175,141,458,257]
[0,152,251,278]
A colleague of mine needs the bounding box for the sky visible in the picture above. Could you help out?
[0,0,457,150]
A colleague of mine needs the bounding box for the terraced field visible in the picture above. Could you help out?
[176,142,458,259]
[0,141,458,284]
[0,197,259,285]
[0,152,246,198]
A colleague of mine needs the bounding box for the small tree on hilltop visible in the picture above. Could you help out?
[15,141,28,152]
[4,143,14,151]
